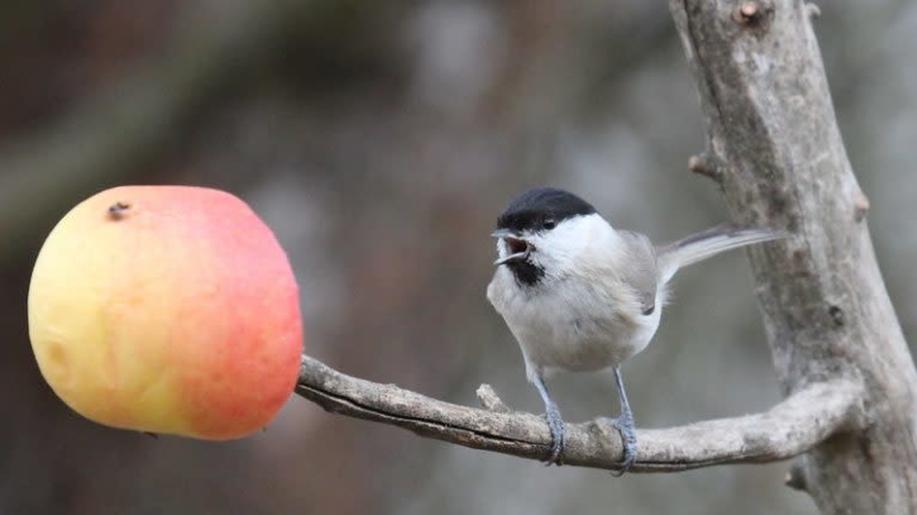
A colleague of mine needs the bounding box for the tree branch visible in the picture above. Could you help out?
[297,355,862,473]
[669,1,917,511]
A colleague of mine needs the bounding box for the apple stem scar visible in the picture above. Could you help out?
[108,202,131,220]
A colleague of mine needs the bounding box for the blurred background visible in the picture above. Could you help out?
[2,1,915,514]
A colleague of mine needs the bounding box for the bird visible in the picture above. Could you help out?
[486,187,784,474]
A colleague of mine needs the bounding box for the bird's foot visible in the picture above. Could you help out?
[601,414,637,476]
[541,406,566,466]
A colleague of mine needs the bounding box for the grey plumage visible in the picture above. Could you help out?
[656,224,786,283]
[616,231,658,316]
[614,225,783,319]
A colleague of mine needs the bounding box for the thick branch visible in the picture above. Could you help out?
[297,355,861,473]
[669,1,917,512]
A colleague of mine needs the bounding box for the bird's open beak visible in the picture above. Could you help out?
[491,229,532,266]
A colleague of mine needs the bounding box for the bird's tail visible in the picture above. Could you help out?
[657,224,785,283]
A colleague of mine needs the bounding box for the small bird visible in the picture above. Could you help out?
[486,187,784,473]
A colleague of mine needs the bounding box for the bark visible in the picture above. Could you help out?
[669,0,917,512]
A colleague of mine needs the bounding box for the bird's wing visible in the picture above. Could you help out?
[617,231,659,316]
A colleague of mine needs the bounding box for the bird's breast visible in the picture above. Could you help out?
[487,269,661,375]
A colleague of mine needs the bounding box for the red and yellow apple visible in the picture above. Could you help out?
[28,186,303,439]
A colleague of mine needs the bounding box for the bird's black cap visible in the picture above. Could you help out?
[496,187,596,234]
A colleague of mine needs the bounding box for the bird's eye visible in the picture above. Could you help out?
[543,219,556,230]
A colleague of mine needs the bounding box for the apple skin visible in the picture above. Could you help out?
[28,186,303,439]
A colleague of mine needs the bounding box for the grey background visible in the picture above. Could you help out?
[1,1,914,514]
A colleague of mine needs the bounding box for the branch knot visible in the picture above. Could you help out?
[688,152,724,183]
[732,1,774,30]
[476,384,511,413]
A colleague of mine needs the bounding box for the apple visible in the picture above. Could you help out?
[28,186,303,439]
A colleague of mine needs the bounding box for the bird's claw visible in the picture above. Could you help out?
[608,414,637,476]
[541,408,566,466]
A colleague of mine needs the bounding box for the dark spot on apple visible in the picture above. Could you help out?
[108,202,131,220]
